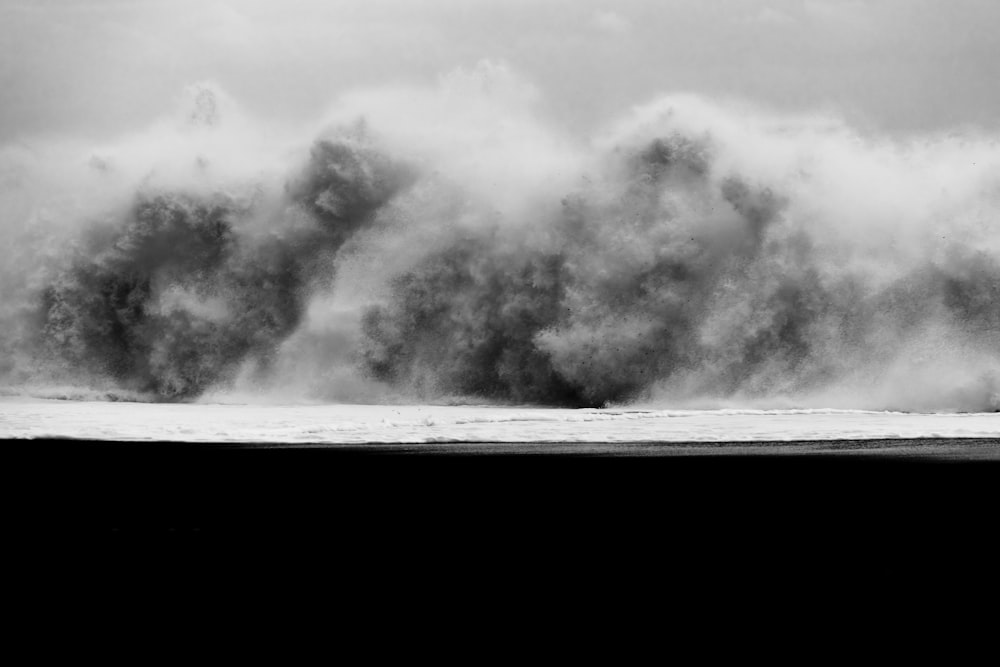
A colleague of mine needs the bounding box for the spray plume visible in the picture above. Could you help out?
[3,65,1000,411]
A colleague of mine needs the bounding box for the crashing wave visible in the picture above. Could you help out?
[4,71,1000,411]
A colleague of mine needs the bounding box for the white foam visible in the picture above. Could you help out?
[2,397,998,444]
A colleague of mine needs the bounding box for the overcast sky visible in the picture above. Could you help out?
[2,0,999,143]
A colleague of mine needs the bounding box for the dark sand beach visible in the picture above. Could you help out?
[9,436,994,530]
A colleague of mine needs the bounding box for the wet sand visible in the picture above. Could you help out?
[235,437,1000,458]
[21,436,998,458]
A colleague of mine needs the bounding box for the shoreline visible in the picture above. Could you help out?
[6,436,1000,457]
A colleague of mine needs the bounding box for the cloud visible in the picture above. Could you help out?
[801,0,873,26]
[199,2,256,49]
[749,6,797,26]
[590,9,631,35]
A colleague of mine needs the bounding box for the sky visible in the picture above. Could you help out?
[2,0,1000,143]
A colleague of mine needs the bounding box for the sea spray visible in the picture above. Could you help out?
[4,64,1000,410]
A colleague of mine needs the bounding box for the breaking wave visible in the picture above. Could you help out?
[4,64,1000,412]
